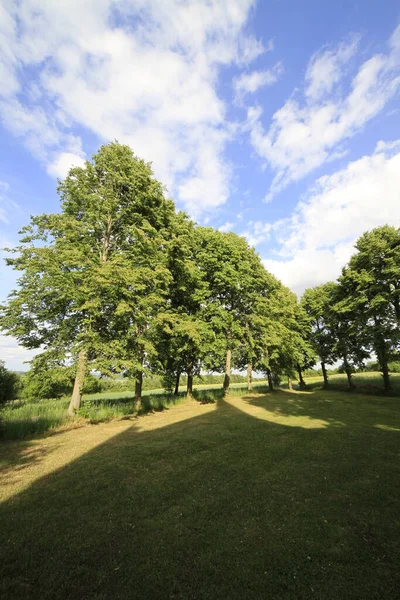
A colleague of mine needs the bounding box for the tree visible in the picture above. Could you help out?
[301,283,337,387]
[197,229,275,394]
[0,361,21,404]
[0,142,176,413]
[329,282,369,388]
[339,226,400,393]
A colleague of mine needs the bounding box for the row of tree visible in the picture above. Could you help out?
[302,226,400,392]
[0,143,316,412]
[0,142,399,411]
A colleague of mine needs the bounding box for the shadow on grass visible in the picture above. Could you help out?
[192,387,225,404]
[1,393,399,600]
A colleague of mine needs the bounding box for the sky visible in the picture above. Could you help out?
[1,0,400,369]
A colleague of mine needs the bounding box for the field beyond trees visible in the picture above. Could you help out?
[1,385,399,600]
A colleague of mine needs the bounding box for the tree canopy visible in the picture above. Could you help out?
[1,142,399,404]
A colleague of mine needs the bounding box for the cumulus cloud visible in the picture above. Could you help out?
[251,141,400,294]
[47,152,86,180]
[248,24,400,198]
[233,62,283,101]
[0,0,264,215]
[218,221,234,232]
[305,36,359,101]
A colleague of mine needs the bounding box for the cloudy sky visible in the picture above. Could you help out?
[1,0,400,369]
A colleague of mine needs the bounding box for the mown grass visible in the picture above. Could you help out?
[0,387,399,599]
[0,381,269,441]
[300,371,400,393]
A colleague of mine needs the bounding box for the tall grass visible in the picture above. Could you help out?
[0,381,271,441]
[0,391,186,441]
[0,397,73,441]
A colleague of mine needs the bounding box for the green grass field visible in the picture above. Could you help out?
[0,381,269,441]
[1,385,399,599]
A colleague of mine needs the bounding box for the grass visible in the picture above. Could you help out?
[0,386,399,599]
[0,381,269,441]
[300,371,400,394]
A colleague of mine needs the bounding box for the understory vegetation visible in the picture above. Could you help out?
[1,373,399,441]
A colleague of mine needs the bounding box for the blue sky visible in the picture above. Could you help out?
[1,0,400,369]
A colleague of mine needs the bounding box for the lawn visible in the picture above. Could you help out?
[0,387,399,599]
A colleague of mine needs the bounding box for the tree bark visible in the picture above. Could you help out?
[134,371,143,409]
[223,348,231,394]
[381,356,392,393]
[134,345,144,410]
[287,376,293,390]
[297,364,306,389]
[174,371,181,395]
[267,369,274,392]
[321,361,329,387]
[186,363,193,398]
[68,350,87,415]
[343,356,355,389]
[247,361,252,392]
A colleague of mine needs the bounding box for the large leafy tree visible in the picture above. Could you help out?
[153,217,216,397]
[0,142,176,413]
[329,281,369,388]
[339,226,400,392]
[301,283,337,387]
[196,229,276,394]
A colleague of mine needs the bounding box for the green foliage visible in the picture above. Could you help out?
[1,141,399,405]
[0,361,21,404]
[21,359,75,400]
[338,225,400,391]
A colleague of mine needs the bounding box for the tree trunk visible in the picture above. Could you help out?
[343,356,355,389]
[381,356,392,393]
[174,371,181,395]
[223,348,231,394]
[68,350,87,415]
[247,361,252,392]
[186,362,193,398]
[134,371,143,409]
[267,369,274,392]
[321,361,329,387]
[297,364,306,389]
[134,346,144,410]
[288,376,293,390]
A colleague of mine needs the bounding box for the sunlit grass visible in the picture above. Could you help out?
[0,381,269,441]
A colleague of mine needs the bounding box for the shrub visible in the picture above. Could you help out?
[0,361,21,404]
[21,366,74,400]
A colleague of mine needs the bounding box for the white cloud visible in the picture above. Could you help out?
[233,62,283,101]
[0,0,263,215]
[242,220,274,247]
[47,152,86,179]
[305,36,359,101]
[0,180,20,223]
[257,141,400,294]
[248,24,400,198]
[218,221,234,232]
[0,335,37,371]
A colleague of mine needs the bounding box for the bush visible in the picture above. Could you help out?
[0,361,21,404]
[21,366,74,400]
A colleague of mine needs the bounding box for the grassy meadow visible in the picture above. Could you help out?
[1,372,399,442]
[0,381,269,441]
[0,384,399,599]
